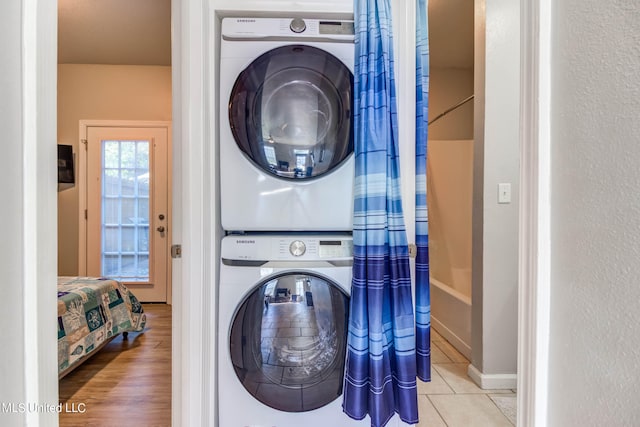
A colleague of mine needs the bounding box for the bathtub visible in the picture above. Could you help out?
[430,276,472,360]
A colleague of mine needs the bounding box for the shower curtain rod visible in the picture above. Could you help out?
[428,94,475,126]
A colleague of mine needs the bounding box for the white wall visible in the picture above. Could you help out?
[57,64,172,275]
[0,2,28,420]
[471,0,519,383]
[547,1,640,424]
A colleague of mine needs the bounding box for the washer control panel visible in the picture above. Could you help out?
[273,237,353,260]
[222,17,354,41]
[275,237,353,260]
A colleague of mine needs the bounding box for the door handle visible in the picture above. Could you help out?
[157,226,166,233]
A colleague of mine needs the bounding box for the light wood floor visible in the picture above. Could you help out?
[59,303,171,427]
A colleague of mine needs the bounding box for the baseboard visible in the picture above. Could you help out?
[467,364,517,390]
[431,316,472,360]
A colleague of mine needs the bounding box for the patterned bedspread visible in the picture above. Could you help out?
[57,276,146,376]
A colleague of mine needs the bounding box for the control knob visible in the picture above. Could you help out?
[290,18,306,33]
[289,240,306,257]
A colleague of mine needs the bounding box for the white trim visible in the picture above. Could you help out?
[174,0,211,425]
[468,364,518,390]
[78,120,87,276]
[23,0,59,424]
[518,0,551,425]
[170,0,183,424]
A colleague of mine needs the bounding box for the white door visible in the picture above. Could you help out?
[85,125,170,302]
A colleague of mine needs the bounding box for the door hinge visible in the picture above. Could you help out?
[81,139,88,149]
[84,209,88,220]
[408,243,417,258]
[171,244,182,259]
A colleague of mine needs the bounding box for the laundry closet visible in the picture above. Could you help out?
[215,14,372,427]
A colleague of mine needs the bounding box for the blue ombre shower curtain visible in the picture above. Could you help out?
[342,0,419,425]
[415,0,432,382]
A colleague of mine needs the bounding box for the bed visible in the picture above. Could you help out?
[57,276,147,379]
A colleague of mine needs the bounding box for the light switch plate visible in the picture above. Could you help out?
[498,183,511,204]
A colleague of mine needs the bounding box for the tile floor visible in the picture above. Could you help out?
[417,329,517,426]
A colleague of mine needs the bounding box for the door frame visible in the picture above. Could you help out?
[78,120,173,304]
[175,1,549,425]
[518,0,552,425]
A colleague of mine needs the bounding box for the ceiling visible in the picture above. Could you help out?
[57,0,472,69]
[58,0,172,66]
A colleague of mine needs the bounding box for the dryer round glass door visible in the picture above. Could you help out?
[229,272,349,412]
[229,45,353,180]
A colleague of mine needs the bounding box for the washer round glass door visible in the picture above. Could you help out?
[229,272,349,412]
[229,45,353,180]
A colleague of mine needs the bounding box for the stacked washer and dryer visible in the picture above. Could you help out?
[218,17,370,427]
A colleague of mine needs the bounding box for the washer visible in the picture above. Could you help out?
[219,17,355,232]
[218,234,367,426]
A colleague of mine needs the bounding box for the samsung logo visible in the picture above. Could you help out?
[236,19,256,23]
[236,239,256,244]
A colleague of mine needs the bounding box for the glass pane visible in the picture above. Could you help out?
[120,169,136,196]
[120,255,137,276]
[101,139,151,283]
[103,198,119,224]
[121,198,136,223]
[103,227,120,252]
[102,255,119,277]
[121,227,135,252]
[137,198,149,222]
[137,171,150,197]
[136,142,149,168]
[103,169,120,197]
[229,273,349,412]
[138,226,149,252]
[138,255,149,277]
[103,141,120,168]
[120,141,136,168]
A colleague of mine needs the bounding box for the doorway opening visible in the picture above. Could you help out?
[57,0,173,423]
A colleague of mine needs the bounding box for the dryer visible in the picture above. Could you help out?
[218,234,370,426]
[219,17,355,232]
